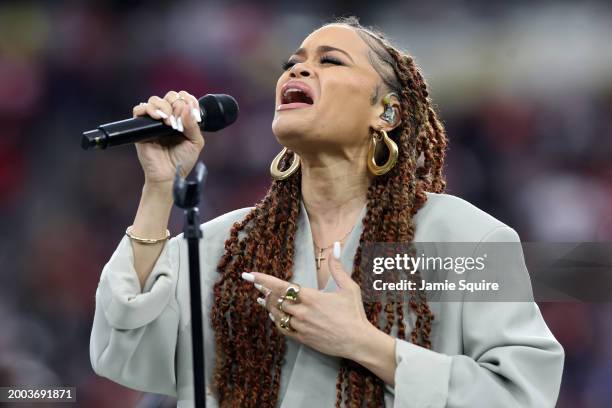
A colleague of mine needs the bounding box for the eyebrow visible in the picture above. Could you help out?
[292,45,354,63]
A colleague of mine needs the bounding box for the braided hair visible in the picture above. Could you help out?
[210,15,449,407]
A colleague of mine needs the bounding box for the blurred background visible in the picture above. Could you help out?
[1,0,611,406]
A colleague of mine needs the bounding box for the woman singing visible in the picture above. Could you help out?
[89,17,564,407]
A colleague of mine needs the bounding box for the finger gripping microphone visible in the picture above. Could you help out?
[81,94,239,150]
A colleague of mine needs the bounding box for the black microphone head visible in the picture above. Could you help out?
[199,94,239,132]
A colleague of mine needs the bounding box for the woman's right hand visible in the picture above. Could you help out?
[132,90,205,187]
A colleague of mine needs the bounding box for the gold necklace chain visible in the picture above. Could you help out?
[313,226,354,252]
[313,226,355,269]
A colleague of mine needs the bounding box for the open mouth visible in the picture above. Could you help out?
[281,88,313,105]
[278,81,314,110]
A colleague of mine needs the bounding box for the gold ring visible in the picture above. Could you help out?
[171,95,187,106]
[284,284,301,302]
[279,313,294,331]
[276,296,286,312]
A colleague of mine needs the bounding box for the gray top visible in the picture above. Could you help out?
[89,192,564,407]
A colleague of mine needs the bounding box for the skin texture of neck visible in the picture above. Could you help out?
[299,148,373,247]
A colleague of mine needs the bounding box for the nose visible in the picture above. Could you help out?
[289,62,311,78]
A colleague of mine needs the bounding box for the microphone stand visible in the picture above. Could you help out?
[173,161,207,408]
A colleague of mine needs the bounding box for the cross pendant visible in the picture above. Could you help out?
[315,248,326,269]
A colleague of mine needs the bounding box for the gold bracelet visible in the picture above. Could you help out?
[125,225,170,244]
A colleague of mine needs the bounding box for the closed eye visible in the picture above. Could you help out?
[281,60,294,71]
[281,56,344,71]
[320,56,343,66]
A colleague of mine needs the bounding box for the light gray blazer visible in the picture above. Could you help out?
[89,192,564,407]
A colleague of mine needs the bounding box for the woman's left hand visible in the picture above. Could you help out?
[242,243,374,360]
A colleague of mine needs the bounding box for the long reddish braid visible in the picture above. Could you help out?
[210,16,448,407]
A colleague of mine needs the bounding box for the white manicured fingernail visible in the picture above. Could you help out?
[254,283,264,291]
[268,312,275,322]
[241,272,255,282]
[256,297,266,307]
[333,241,341,260]
[155,109,168,119]
[192,108,202,123]
[170,115,177,129]
[177,117,184,132]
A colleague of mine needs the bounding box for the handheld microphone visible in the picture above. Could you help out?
[81,94,239,150]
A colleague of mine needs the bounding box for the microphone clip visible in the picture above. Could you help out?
[173,161,207,239]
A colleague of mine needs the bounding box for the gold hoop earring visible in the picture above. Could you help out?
[367,129,398,176]
[270,147,300,180]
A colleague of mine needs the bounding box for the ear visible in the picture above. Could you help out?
[372,92,401,133]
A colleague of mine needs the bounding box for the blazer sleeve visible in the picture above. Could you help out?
[89,233,181,397]
[392,226,565,408]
